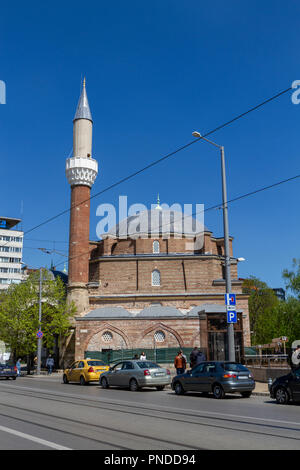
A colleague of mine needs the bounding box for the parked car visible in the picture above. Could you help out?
[172,361,255,399]
[0,363,17,380]
[100,360,171,391]
[269,367,300,404]
[63,359,109,385]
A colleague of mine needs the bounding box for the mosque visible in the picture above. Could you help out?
[62,80,250,366]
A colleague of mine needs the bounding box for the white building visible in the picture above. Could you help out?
[0,217,24,290]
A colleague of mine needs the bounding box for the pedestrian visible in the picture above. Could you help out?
[139,352,146,360]
[182,351,187,369]
[189,347,199,368]
[46,354,55,375]
[291,345,300,371]
[196,350,206,365]
[174,350,186,375]
[133,354,139,360]
[16,358,21,377]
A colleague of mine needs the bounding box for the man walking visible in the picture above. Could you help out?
[189,347,199,368]
[46,354,54,375]
[196,350,206,365]
[16,358,21,377]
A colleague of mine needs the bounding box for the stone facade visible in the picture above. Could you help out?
[72,226,250,363]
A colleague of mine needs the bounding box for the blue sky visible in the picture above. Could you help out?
[1,0,300,289]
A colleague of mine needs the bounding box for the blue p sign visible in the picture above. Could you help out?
[227,310,237,323]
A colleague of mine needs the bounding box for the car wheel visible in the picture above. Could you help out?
[174,382,185,395]
[129,378,139,391]
[63,374,69,384]
[101,377,109,389]
[275,387,290,405]
[12,377,16,380]
[213,384,225,399]
[156,386,165,391]
[80,375,87,386]
[241,391,252,398]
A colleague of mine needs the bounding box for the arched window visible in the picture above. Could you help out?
[153,240,160,254]
[152,269,161,286]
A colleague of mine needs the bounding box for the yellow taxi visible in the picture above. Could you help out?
[63,359,109,385]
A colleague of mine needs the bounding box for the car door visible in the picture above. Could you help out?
[76,361,85,382]
[120,361,135,386]
[184,364,206,391]
[68,362,79,382]
[291,368,300,400]
[200,363,218,391]
[109,362,124,386]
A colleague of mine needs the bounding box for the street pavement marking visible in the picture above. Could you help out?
[0,424,71,450]
[1,382,300,429]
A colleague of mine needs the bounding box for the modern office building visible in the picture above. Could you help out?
[0,217,24,289]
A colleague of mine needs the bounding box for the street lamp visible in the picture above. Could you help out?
[192,131,235,362]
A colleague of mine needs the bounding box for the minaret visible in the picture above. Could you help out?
[66,79,98,315]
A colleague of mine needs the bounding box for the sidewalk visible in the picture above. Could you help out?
[22,371,270,396]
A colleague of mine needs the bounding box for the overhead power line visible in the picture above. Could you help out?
[53,170,300,270]
[13,85,292,241]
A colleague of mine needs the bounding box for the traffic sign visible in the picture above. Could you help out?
[36,330,43,339]
[227,310,237,323]
[225,293,236,306]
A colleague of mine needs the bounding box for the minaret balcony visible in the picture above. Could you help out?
[66,156,98,188]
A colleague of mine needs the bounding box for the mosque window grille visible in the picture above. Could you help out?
[154,331,165,343]
[153,240,160,254]
[102,331,113,343]
[152,269,161,286]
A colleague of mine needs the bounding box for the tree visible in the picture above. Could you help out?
[283,258,300,299]
[242,276,279,345]
[0,269,76,361]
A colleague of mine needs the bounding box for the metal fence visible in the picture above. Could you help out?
[244,354,289,369]
[85,347,201,365]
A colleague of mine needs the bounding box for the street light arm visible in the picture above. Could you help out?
[192,131,222,149]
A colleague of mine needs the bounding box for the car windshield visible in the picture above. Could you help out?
[136,361,161,369]
[87,360,105,366]
[222,362,249,372]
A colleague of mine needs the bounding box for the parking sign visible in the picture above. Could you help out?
[227,310,237,323]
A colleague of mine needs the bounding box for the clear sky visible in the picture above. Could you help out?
[1,0,300,289]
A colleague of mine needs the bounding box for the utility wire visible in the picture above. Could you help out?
[53,170,300,269]
[8,85,292,242]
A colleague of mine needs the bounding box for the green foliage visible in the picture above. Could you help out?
[242,276,279,345]
[283,258,300,299]
[0,270,76,358]
[243,262,300,347]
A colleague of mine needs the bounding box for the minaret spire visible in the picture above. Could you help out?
[73,78,92,123]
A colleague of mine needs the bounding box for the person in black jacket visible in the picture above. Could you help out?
[189,347,199,368]
[196,350,206,364]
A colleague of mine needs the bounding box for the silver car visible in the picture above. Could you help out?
[99,360,171,391]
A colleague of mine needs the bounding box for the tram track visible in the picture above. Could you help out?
[0,382,299,448]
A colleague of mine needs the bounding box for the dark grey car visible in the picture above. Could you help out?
[172,361,255,399]
[100,360,171,391]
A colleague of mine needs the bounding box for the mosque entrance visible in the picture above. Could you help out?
[207,313,244,361]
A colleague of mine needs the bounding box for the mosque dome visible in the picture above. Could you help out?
[102,207,209,239]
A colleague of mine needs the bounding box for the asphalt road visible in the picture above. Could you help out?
[0,375,299,450]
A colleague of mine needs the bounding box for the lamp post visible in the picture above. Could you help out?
[192,131,235,362]
[37,267,42,375]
